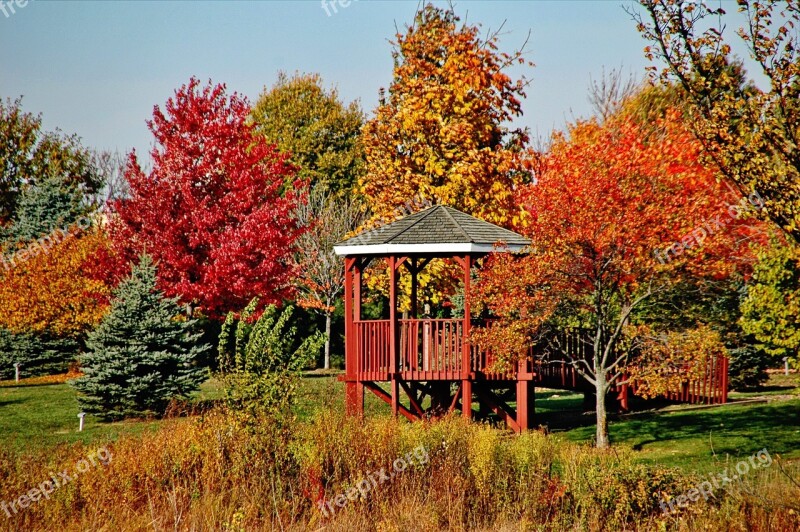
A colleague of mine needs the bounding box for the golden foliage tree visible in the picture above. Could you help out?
[360,4,534,227]
[633,0,800,244]
[0,227,111,336]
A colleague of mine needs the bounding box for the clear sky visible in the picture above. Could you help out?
[0,0,755,159]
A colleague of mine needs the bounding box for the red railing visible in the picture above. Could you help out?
[355,320,391,380]
[400,318,464,374]
[352,320,728,404]
[533,329,729,405]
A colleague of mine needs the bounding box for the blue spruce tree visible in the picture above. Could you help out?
[73,255,208,420]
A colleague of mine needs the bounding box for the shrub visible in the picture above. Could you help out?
[217,299,323,422]
[728,343,771,390]
[0,407,798,530]
[72,255,208,420]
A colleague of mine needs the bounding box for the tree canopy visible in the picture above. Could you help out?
[634,0,800,244]
[103,78,304,319]
[251,72,365,196]
[473,106,756,447]
[360,4,534,227]
[0,97,100,228]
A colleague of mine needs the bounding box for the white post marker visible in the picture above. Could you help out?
[78,412,86,432]
[784,357,790,376]
[13,363,20,383]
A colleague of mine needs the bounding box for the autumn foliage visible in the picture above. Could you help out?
[473,107,758,447]
[360,4,533,227]
[0,226,111,336]
[475,108,752,355]
[104,78,303,319]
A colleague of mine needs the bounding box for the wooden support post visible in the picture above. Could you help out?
[461,254,472,420]
[344,257,362,416]
[721,355,729,404]
[354,260,364,413]
[410,258,418,319]
[516,375,535,432]
[389,256,399,417]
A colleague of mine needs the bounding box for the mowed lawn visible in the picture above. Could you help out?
[1,371,798,474]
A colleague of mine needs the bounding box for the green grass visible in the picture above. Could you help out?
[0,381,161,451]
[534,372,800,472]
[2,371,798,476]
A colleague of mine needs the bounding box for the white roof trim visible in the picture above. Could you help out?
[333,242,528,256]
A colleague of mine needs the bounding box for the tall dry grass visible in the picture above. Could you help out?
[0,408,797,531]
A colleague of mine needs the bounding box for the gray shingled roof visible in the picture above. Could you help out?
[335,205,530,247]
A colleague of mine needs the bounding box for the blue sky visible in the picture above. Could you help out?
[0,0,755,159]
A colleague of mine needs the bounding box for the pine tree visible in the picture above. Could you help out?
[73,255,208,420]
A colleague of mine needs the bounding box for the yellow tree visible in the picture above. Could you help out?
[0,227,111,336]
[359,4,534,310]
[361,3,534,227]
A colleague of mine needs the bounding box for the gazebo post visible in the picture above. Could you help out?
[461,254,472,420]
[353,259,364,412]
[344,257,362,416]
[410,258,418,319]
[389,256,400,417]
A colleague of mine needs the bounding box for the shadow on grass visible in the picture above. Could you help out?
[562,399,800,464]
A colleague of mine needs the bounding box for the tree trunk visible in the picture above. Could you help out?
[324,311,332,370]
[595,373,610,449]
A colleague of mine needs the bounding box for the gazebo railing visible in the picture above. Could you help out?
[400,318,464,373]
[355,319,391,380]
[355,318,516,379]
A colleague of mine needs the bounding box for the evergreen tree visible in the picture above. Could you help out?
[0,328,77,380]
[5,174,86,244]
[73,255,208,420]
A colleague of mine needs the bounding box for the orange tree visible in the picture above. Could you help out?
[0,226,111,336]
[472,108,756,448]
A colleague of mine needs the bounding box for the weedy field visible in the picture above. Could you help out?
[0,372,798,530]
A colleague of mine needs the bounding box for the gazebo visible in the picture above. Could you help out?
[333,205,538,432]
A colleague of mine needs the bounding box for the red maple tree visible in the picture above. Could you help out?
[102,78,303,319]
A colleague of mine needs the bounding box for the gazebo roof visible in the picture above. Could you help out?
[333,205,530,256]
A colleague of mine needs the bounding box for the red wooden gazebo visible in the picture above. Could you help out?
[333,205,537,432]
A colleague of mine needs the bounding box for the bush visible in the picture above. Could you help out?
[4,407,798,530]
[218,299,323,422]
[728,344,771,390]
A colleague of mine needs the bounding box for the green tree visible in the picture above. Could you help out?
[0,328,78,380]
[4,174,86,245]
[0,97,101,229]
[740,241,800,364]
[73,255,208,420]
[218,298,322,421]
[250,72,365,195]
